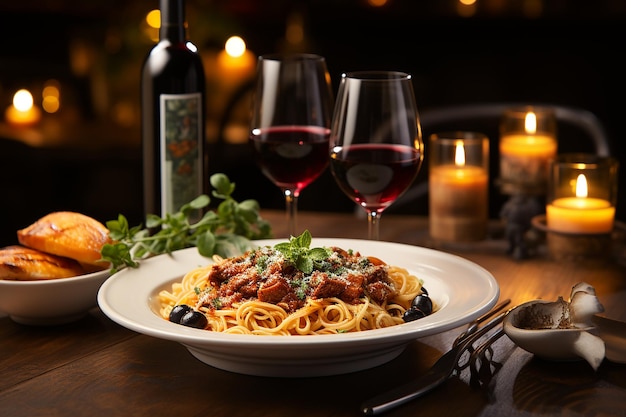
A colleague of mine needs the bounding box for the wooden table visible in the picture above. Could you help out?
[2,210,625,417]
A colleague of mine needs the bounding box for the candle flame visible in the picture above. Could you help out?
[524,111,537,134]
[454,140,466,167]
[575,174,588,198]
[13,89,34,112]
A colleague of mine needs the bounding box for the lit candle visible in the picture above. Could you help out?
[499,108,557,190]
[5,89,42,127]
[547,174,615,234]
[429,135,489,241]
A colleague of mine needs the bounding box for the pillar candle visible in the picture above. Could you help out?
[499,108,557,191]
[429,133,489,242]
[547,174,615,234]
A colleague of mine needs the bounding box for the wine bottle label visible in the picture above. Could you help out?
[159,92,203,218]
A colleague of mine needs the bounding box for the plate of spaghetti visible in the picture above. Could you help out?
[98,236,499,377]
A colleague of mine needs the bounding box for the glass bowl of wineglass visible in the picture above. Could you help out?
[329,71,424,240]
[249,53,334,237]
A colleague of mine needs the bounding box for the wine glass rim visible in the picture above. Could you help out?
[341,71,411,81]
[259,53,326,62]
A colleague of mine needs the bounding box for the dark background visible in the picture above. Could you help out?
[1,0,624,246]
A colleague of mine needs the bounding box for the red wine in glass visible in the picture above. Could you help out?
[249,54,333,237]
[330,143,422,213]
[329,71,423,240]
[250,125,330,191]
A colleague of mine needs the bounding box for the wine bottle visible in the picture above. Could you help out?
[141,0,207,221]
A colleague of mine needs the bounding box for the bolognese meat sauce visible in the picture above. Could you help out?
[198,246,398,314]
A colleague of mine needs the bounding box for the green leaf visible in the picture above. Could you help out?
[100,173,272,273]
[196,230,216,257]
[273,230,331,274]
[100,242,139,272]
[214,234,256,258]
[211,173,236,199]
[309,247,332,260]
[299,230,312,247]
[297,257,314,274]
[188,194,210,209]
[145,213,163,229]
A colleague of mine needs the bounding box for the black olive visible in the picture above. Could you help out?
[420,287,429,296]
[169,304,192,323]
[411,294,433,315]
[179,310,208,329]
[403,308,426,322]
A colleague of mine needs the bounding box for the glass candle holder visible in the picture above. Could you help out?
[429,131,489,242]
[546,153,618,234]
[541,153,619,264]
[499,106,557,194]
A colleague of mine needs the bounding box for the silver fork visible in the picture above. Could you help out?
[360,302,510,416]
[454,298,510,347]
[468,327,507,389]
[454,298,510,373]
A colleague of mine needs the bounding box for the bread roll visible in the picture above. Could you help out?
[0,245,85,280]
[17,211,111,267]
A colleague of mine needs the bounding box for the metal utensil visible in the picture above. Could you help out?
[454,298,510,373]
[360,308,507,416]
[453,298,510,347]
[468,326,507,389]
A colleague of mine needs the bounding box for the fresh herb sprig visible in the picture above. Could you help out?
[100,173,272,272]
[274,230,331,274]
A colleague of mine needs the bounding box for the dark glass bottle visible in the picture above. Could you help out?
[141,0,207,221]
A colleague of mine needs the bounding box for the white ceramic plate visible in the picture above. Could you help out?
[98,238,499,377]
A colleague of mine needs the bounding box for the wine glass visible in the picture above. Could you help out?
[329,71,424,240]
[249,53,334,237]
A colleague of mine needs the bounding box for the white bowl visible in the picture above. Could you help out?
[0,268,111,325]
[503,299,605,370]
[98,239,500,377]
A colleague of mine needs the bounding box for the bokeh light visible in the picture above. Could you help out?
[225,36,247,58]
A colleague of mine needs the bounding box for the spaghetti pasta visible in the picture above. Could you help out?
[158,240,429,335]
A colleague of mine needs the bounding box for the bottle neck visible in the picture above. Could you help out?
[159,0,187,43]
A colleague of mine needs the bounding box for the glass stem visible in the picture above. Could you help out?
[367,211,381,241]
[284,189,298,237]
